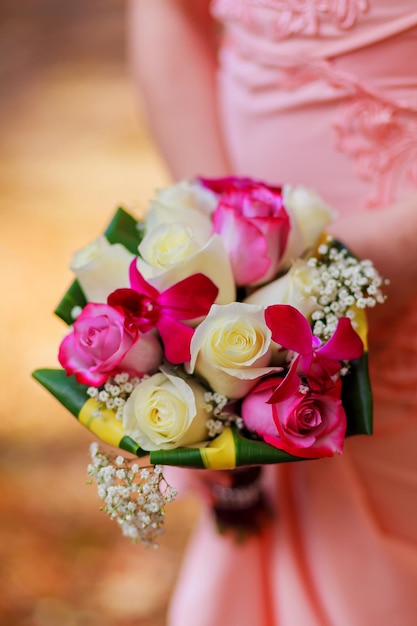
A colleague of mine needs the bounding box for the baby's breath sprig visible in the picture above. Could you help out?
[202,391,242,437]
[87,442,178,547]
[86,372,142,421]
[308,238,387,341]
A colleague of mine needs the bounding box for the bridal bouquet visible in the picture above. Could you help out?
[33,176,385,544]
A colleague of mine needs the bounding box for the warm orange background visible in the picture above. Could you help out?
[0,2,199,624]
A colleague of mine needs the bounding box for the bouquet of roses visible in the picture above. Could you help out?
[33,176,385,545]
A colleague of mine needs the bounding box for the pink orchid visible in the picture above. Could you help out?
[241,359,346,459]
[108,260,219,364]
[264,304,364,390]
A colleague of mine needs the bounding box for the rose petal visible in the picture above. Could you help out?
[213,204,270,285]
[137,235,236,306]
[71,238,134,303]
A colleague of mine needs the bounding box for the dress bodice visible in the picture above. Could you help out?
[211,0,417,210]
[211,0,417,55]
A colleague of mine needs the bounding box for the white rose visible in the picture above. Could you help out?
[123,370,209,451]
[137,234,236,305]
[139,222,202,271]
[146,179,217,235]
[70,236,134,302]
[245,259,319,318]
[281,185,337,266]
[187,303,277,399]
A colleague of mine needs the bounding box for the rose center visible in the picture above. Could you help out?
[84,327,99,346]
[241,188,281,218]
[211,321,264,367]
[296,405,322,432]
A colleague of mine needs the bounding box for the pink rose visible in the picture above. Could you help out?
[199,177,290,286]
[241,362,346,458]
[58,302,163,386]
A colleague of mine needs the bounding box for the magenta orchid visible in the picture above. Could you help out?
[265,304,364,390]
[108,260,219,364]
[199,176,290,286]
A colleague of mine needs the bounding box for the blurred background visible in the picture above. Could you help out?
[0,1,200,624]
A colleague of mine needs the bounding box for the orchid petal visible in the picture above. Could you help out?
[108,288,159,333]
[318,318,364,361]
[265,304,313,355]
[267,357,301,404]
[158,273,218,320]
[129,259,159,299]
[157,316,194,364]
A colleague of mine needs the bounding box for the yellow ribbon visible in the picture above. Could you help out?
[200,427,237,469]
[349,305,368,351]
[79,398,125,448]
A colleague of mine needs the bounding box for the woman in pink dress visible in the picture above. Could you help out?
[128,2,417,624]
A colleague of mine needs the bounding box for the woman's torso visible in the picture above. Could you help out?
[212,0,417,583]
[166,6,417,625]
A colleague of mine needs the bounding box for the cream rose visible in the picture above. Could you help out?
[281,185,336,266]
[123,370,209,451]
[139,222,202,271]
[146,179,216,234]
[245,259,319,318]
[70,236,134,303]
[187,303,276,399]
[137,234,236,305]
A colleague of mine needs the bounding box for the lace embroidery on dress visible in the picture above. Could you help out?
[211,0,369,37]
[334,96,417,208]
[212,1,417,207]
[267,60,417,208]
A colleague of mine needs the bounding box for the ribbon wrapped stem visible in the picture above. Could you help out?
[205,466,273,539]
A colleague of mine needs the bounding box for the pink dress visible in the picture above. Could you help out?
[168,2,417,624]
